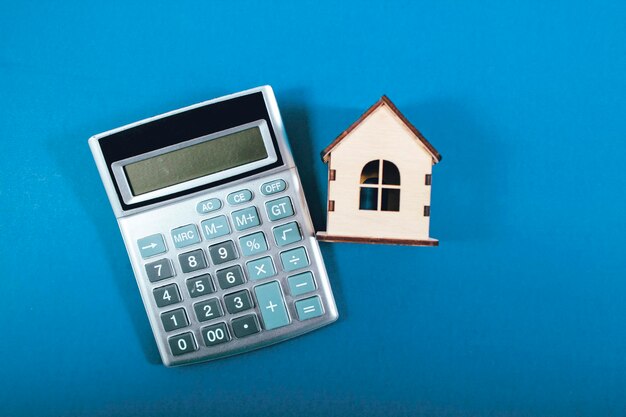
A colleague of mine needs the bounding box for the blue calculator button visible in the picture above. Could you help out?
[201,215,231,240]
[171,224,201,248]
[295,296,324,321]
[239,231,268,256]
[231,206,261,231]
[137,234,166,258]
[272,222,302,247]
[280,247,309,272]
[227,189,253,205]
[196,198,222,214]
[287,272,316,296]
[260,179,287,195]
[246,256,276,281]
[265,197,294,221]
[254,281,290,330]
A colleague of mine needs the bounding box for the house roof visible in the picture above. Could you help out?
[320,95,442,164]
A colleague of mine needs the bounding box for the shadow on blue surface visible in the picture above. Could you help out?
[47,130,163,365]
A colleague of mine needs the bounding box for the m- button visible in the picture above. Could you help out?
[171,224,201,249]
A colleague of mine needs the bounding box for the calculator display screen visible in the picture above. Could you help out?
[124,126,269,196]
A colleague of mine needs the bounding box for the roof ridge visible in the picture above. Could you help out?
[320,95,442,164]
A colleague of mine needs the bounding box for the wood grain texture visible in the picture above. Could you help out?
[316,232,439,246]
[324,103,435,240]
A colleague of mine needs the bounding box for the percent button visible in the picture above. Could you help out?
[239,231,268,257]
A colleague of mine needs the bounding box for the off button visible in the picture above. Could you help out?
[260,179,287,196]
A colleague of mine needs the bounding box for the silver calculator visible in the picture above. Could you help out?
[89,86,338,366]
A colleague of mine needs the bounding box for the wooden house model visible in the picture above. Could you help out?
[316,96,442,246]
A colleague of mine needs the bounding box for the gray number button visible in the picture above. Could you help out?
[224,290,253,314]
[168,332,197,356]
[193,298,223,322]
[153,283,181,307]
[208,240,238,265]
[161,308,189,332]
[186,274,214,298]
[145,258,174,282]
[202,322,230,347]
[231,314,261,338]
[216,265,246,290]
[178,249,207,273]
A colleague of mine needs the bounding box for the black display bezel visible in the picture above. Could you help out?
[98,91,284,211]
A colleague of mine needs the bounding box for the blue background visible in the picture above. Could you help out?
[1,1,625,416]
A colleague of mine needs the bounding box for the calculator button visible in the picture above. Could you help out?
[179,249,207,273]
[202,322,230,347]
[226,189,253,205]
[260,179,287,195]
[272,222,303,247]
[216,265,246,289]
[193,298,224,322]
[265,197,294,221]
[145,258,175,282]
[254,281,290,330]
[280,247,309,272]
[287,272,316,296]
[196,198,222,215]
[231,314,261,338]
[246,256,277,281]
[223,290,254,314]
[161,308,189,332]
[137,234,166,259]
[171,224,201,249]
[295,296,324,320]
[153,283,182,307]
[208,240,238,265]
[186,274,215,298]
[168,332,197,356]
[239,231,268,256]
[200,215,231,240]
[231,206,261,231]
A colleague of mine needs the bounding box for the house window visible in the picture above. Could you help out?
[359,160,400,211]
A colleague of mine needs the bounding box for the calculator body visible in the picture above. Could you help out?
[89,86,338,366]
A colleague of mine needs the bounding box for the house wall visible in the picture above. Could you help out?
[327,104,434,240]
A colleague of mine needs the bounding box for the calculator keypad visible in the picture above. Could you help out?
[161,308,189,332]
[216,265,246,289]
[193,298,224,322]
[145,258,175,282]
[186,274,214,298]
[154,283,182,307]
[231,206,261,231]
[231,314,261,338]
[202,322,230,346]
[224,290,254,314]
[134,175,336,365]
[208,240,238,265]
[169,332,197,356]
[179,249,207,273]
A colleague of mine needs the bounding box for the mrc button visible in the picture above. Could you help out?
[171,224,201,249]
[227,189,253,205]
[260,179,287,195]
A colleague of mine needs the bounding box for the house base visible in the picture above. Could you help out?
[316,232,439,247]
